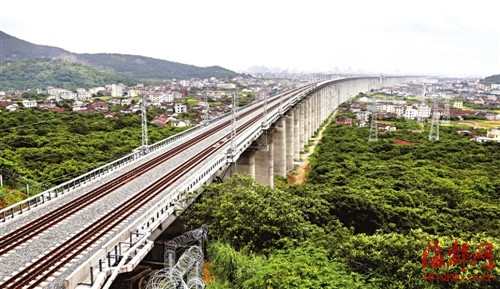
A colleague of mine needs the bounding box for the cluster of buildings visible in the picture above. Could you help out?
[349,79,500,126]
[0,74,315,128]
[335,79,500,143]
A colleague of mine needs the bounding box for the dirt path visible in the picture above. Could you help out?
[287,112,336,185]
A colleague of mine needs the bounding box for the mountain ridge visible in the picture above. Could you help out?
[0,30,240,82]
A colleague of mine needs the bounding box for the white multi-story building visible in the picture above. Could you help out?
[60,90,77,100]
[22,99,37,108]
[149,93,166,106]
[404,106,418,119]
[453,101,463,109]
[77,91,92,99]
[165,93,174,103]
[173,91,183,99]
[417,104,431,118]
[174,103,188,113]
[127,89,138,97]
[89,87,106,95]
[72,101,87,111]
[111,84,124,97]
[216,83,237,89]
[380,103,395,113]
[394,106,405,116]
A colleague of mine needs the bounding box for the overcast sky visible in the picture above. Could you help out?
[1,0,499,77]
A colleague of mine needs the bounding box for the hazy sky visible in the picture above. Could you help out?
[1,0,499,77]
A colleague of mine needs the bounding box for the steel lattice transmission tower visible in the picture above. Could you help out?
[141,94,149,154]
[429,96,440,141]
[442,98,450,125]
[368,96,378,142]
[417,85,426,128]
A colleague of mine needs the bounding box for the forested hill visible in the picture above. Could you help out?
[0,30,241,84]
[77,53,239,79]
[483,74,500,84]
[0,59,136,90]
[0,31,70,61]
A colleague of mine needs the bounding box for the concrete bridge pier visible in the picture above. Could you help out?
[310,93,316,137]
[314,90,323,131]
[307,97,313,139]
[285,112,294,171]
[235,150,256,177]
[255,132,274,188]
[272,117,286,178]
[293,107,300,161]
[299,102,306,150]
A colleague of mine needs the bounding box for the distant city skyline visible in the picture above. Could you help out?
[1,0,499,77]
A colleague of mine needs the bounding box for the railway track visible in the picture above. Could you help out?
[0,84,312,288]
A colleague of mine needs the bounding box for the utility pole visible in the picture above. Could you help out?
[227,92,237,173]
[261,92,269,149]
[203,91,209,125]
[417,85,426,128]
[141,94,149,154]
[429,96,440,141]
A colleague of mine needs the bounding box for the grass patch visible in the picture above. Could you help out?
[186,98,200,105]
[454,120,500,129]
[92,96,113,101]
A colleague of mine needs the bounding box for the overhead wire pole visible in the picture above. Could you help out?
[141,94,149,154]
[262,91,268,145]
[203,91,209,125]
[228,92,237,175]
[417,85,426,128]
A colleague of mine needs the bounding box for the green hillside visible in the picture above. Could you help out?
[0,30,241,84]
[483,74,500,84]
[0,31,69,61]
[0,59,136,90]
[77,53,240,79]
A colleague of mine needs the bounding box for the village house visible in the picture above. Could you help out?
[73,101,87,112]
[377,123,397,133]
[485,113,500,120]
[87,101,109,112]
[151,115,171,127]
[169,119,191,127]
[174,103,188,114]
[22,99,37,108]
[336,116,353,127]
[476,127,500,143]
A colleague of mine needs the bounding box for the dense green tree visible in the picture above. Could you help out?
[186,122,500,289]
[0,109,188,195]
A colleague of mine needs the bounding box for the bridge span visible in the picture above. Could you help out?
[0,76,419,289]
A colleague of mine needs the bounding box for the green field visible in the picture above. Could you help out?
[186,98,200,105]
[455,120,500,129]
